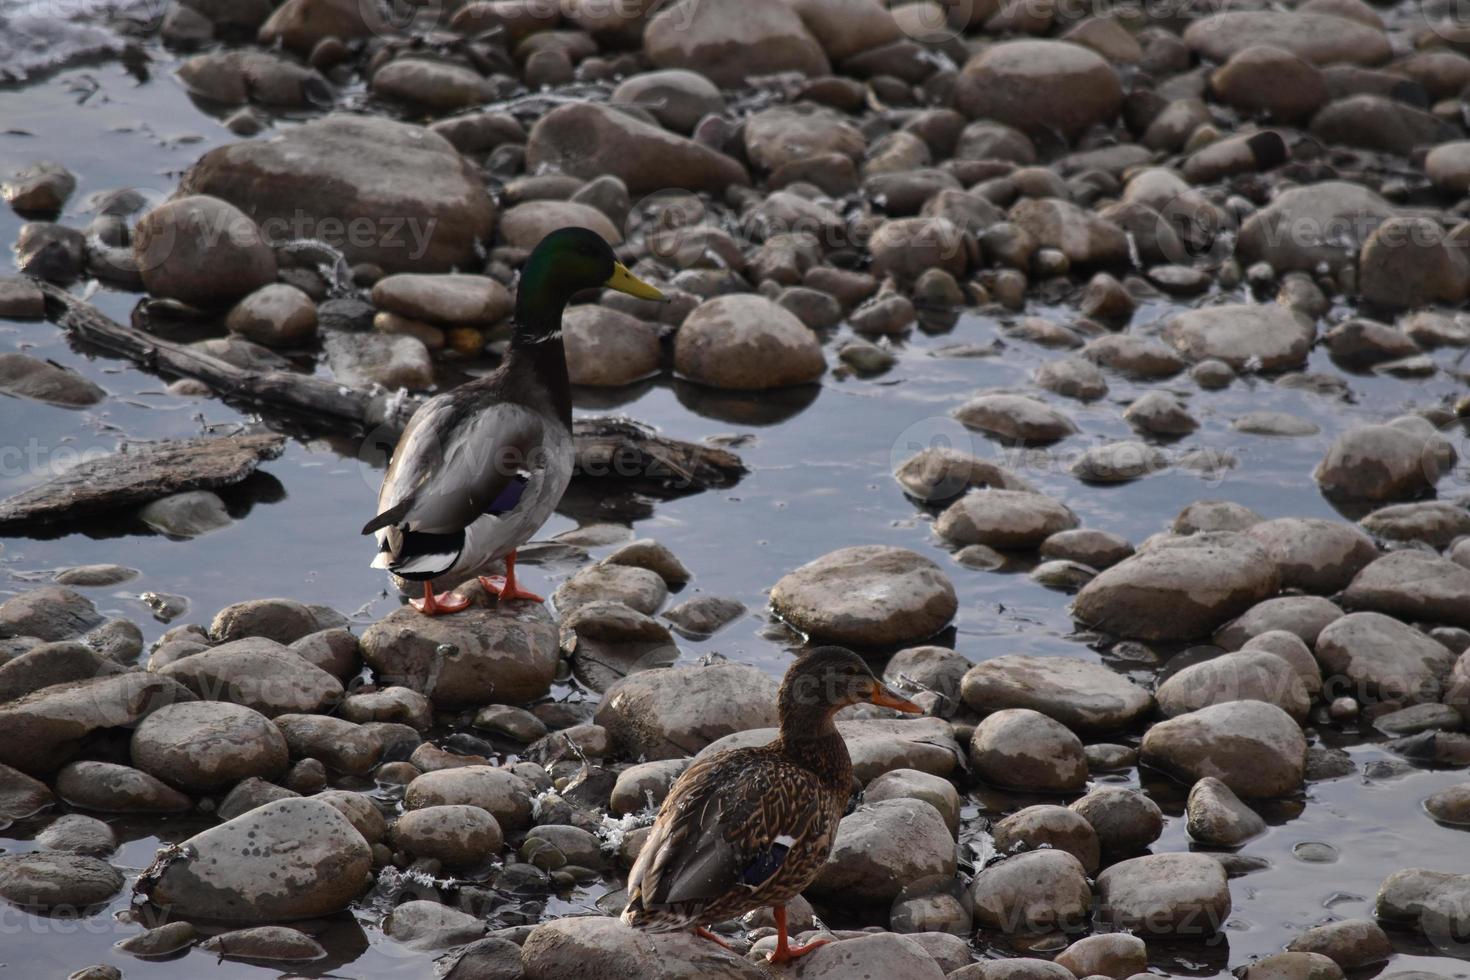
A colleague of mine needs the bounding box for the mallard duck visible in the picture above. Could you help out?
[622,647,921,964]
[362,227,666,615]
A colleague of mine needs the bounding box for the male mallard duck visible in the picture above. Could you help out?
[362,227,666,615]
[622,647,921,964]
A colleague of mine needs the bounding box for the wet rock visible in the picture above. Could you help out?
[273,714,383,774]
[55,761,191,813]
[159,637,342,716]
[3,161,75,213]
[384,899,487,951]
[554,564,668,618]
[611,69,724,134]
[1242,518,1376,595]
[131,701,287,792]
[609,758,688,816]
[949,959,1073,980]
[1360,501,1470,549]
[118,920,198,957]
[1241,631,1323,696]
[1425,784,1470,825]
[1056,934,1148,978]
[1360,216,1470,309]
[956,40,1122,140]
[894,447,1036,503]
[646,0,827,88]
[960,654,1152,734]
[393,804,503,868]
[1073,535,1280,642]
[217,778,297,821]
[404,766,534,832]
[53,564,136,587]
[0,762,53,824]
[883,645,971,713]
[0,276,45,318]
[143,797,369,921]
[0,586,104,642]
[1342,551,1470,630]
[0,642,125,703]
[770,545,957,647]
[322,331,433,391]
[992,804,1099,872]
[1237,181,1393,273]
[199,925,327,961]
[1314,612,1456,705]
[1211,45,1327,121]
[869,217,969,282]
[661,596,745,640]
[520,915,767,980]
[288,628,359,680]
[133,195,276,308]
[183,115,493,272]
[225,284,317,348]
[210,597,320,645]
[970,708,1087,793]
[865,768,962,834]
[1035,356,1108,401]
[1141,700,1307,798]
[1157,650,1310,723]
[0,852,122,910]
[372,273,511,328]
[563,306,661,387]
[1215,595,1343,650]
[35,813,115,857]
[1186,776,1265,846]
[970,849,1092,933]
[1313,95,1451,156]
[1071,442,1168,484]
[953,393,1077,444]
[936,490,1079,550]
[1238,951,1344,980]
[809,798,955,904]
[0,673,192,775]
[1283,919,1391,969]
[1124,391,1196,436]
[15,222,85,281]
[1096,852,1230,935]
[1183,10,1390,65]
[370,58,491,112]
[360,603,559,707]
[1163,304,1315,371]
[701,717,959,782]
[1009,198,1127,267]
[0,353,105,407]
[527,102,747,196]
[339,687,431,730]
[674,294,824,390]
[595,662,777,761]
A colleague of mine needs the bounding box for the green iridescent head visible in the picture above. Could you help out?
[515,227,664,341]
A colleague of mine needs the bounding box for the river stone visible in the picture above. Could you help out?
[0,672,192,775]
[953,393,1077,444]
[370,58,492,111]
[0,852,122,910]
[960,655,1152,733]
[159,637,343,716]
[1157,651,1310,723]
[674,294,824,390]
[0,353,105,406]
[385,899,487,950]
[404,766,534,831]
[645,0,827,88]
[1243,518,1378,595]
[970,708,1087,793]
[865,768,961,833]
[1238,951,1345,980]
[199,925,327,962]
[1237,181,1394,273]
[1096,852,1231,935]
[563,306,661,387]
[501,200,622,251]
[1071,442,1168,483]
[131,701,288,792]
[869,217,969,282]
[970,849,1092,933]
[182,115,493,272]
[360,602,558,707]
[1314,612,1456,705]
[371,273,511,327]
[1163,304,1315,371]
[1183,11,1390,65]
[396,805,505,863]
[0,762,53,824]
[1215,596,1344,650]
[520,916,768,980]
[144,797,370,921]
[133,195,277,308]
[273,714,382,774]
[1317,422,1450,502]
[1342,551,1470,630]
[1211,45,1328,122]
[883,645,972,712]
[956,40,1122,139]
[225,284,317,348]
[1187,776,1266,846]
[700,717,959,783]
[526,102,748,196]
[1240,632,1323,696]
[770,545,957,647]
[610,69,724,134]
[1426,784,1470,825]
[992,805,1100,873]
[1073,536,1280,641]
[0,642,125,703]
[117,920,198,957]
[210,597,320,645]
[809,798,956,905]
[1008,198,1128,267]
[0,586,104,642]
[55,761,192,813]
[610,759,689,816]
[893,447,1036,503]
[1360,216,1470,309]
[949,960,1075,980]
[1360,501,1470,549]
[1285,918,1392,968]
[1141,700,1307,798]
[935,490,1079,550]
[595,662,777,761]
[1069,786,1164,853]
[36,814,116,857]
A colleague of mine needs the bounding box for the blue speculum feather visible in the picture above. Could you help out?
[486,473,529,516]
[740,841,790,886]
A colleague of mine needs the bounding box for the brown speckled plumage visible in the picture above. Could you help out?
[621,648,919,941]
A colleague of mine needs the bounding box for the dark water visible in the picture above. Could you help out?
[3,46,1470,980]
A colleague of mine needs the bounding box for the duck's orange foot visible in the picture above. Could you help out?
[477,575,543,603]
[767,937,831,965]
[410,584,470,616]
[694,926,735,952]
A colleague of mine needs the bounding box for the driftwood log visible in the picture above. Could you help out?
[34,281,746,497]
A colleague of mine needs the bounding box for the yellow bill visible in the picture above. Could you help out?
[605,262,668,302]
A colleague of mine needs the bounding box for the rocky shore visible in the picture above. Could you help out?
[2,0,1470,977]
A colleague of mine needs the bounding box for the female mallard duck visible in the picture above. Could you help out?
[362,227,666,615]
[622,647,921,964]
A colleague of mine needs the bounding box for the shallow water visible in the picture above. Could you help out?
[3,40,1470,980]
